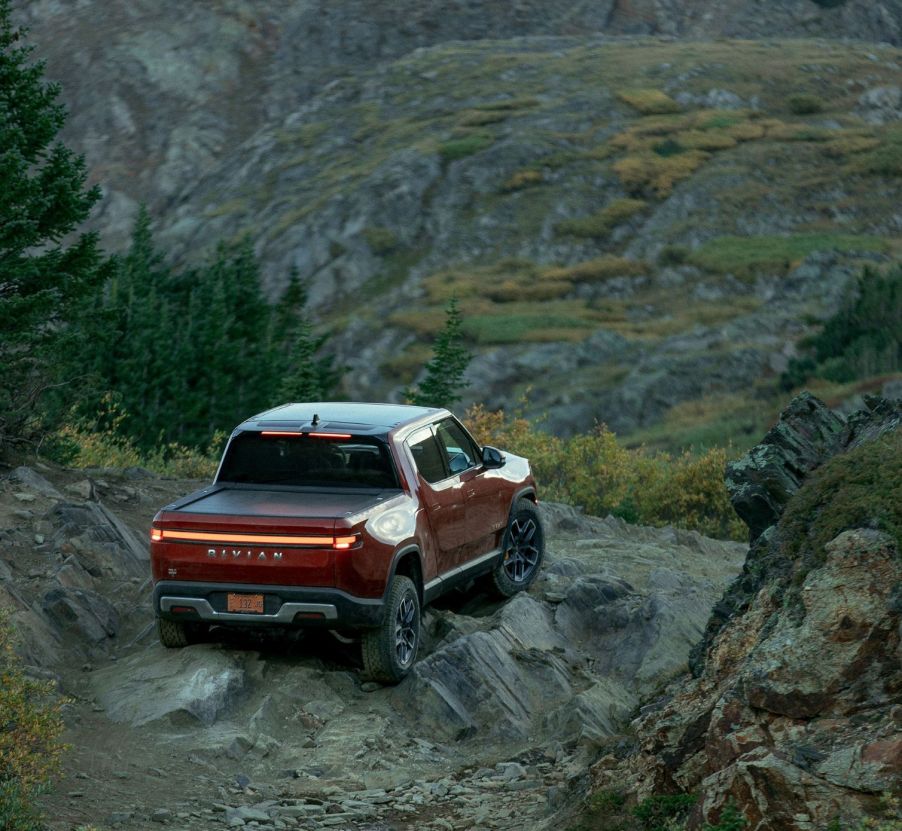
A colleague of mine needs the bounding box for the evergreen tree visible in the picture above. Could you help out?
[0,1,106,447]
[405,298,472,408]
[275,270,341,402]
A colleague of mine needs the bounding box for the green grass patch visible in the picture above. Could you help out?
[689,233,890,277]
[462,312,594,344]
[787,93,825,115]
[853,126,902,177]
[438,132,495,161]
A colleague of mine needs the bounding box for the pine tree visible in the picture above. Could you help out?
[405,298,472,408]
[275,270,341,402]
[0,1,106,446]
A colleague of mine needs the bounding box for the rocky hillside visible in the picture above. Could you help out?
[589,393,901,829]
[0,455,745,830]
[14,2,902,439]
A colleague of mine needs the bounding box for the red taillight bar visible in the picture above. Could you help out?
[150,529,359,549]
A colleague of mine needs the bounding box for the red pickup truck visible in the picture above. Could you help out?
[150,402,543,682]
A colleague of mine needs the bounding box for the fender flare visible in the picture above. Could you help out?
[510,485,537,511]
[384,543,425,605]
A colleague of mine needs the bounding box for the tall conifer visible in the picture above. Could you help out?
[0,1,106,446]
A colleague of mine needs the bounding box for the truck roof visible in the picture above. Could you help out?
[237,401,444,437]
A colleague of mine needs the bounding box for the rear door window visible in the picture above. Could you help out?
[407,428,448,484]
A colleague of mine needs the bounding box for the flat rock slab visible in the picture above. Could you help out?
[93,645,246,726]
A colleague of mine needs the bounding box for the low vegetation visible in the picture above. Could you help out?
[782,265,901,388]
[555,199,648,238]
[617,89,681,115]
[780,429,902,566]
[438,132,494,161]
[0,613,66,831]
[465,403,745,540]
[688,234,890,279]
[568,789,700,831]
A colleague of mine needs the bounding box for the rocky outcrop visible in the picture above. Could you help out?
[93,645,247,727]
[592,394,902,830]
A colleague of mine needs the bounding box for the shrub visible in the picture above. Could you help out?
[658,245,690,266]
[555,199,647,238]
[465,404,744,540]
[854,128,902,177]
[361,226,399,255]
[617,89,681,115]
[438,132,494,161]
[704,803,748,831]
[787,94,825,115]
[633,794,698,831]
[0,612,66,831]
[50,397,223,478]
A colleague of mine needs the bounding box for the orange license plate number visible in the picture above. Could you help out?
[227,593,264,614]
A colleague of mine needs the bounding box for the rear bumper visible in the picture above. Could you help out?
[152,580,384,629]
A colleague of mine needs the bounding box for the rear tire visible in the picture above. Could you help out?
[361,575,420,684]
[491,498,544,598]
[157,618,207,648]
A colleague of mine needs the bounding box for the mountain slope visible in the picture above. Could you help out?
[15,3,902,438]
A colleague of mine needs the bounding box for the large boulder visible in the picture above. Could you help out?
[93,645,247,726]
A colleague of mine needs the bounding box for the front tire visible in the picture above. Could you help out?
[361,575,420,684]
[491,498,544,597]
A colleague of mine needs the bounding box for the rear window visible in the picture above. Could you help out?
[217,433,400,489]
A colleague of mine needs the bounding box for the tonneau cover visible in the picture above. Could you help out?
[174,487,395,519]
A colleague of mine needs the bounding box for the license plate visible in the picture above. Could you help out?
[227,593,264,614]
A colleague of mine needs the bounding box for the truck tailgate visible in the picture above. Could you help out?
[151,486,390,586]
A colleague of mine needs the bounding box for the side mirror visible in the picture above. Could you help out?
[482,445,505,469]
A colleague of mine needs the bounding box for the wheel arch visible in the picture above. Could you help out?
[512,485,538,508]
[386,544,425,607]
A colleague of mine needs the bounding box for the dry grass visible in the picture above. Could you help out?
[544,256,648,282]
[500,169,544,192]
[614,150,709,197]
[555,198,647,238]
[617,89,681,115]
